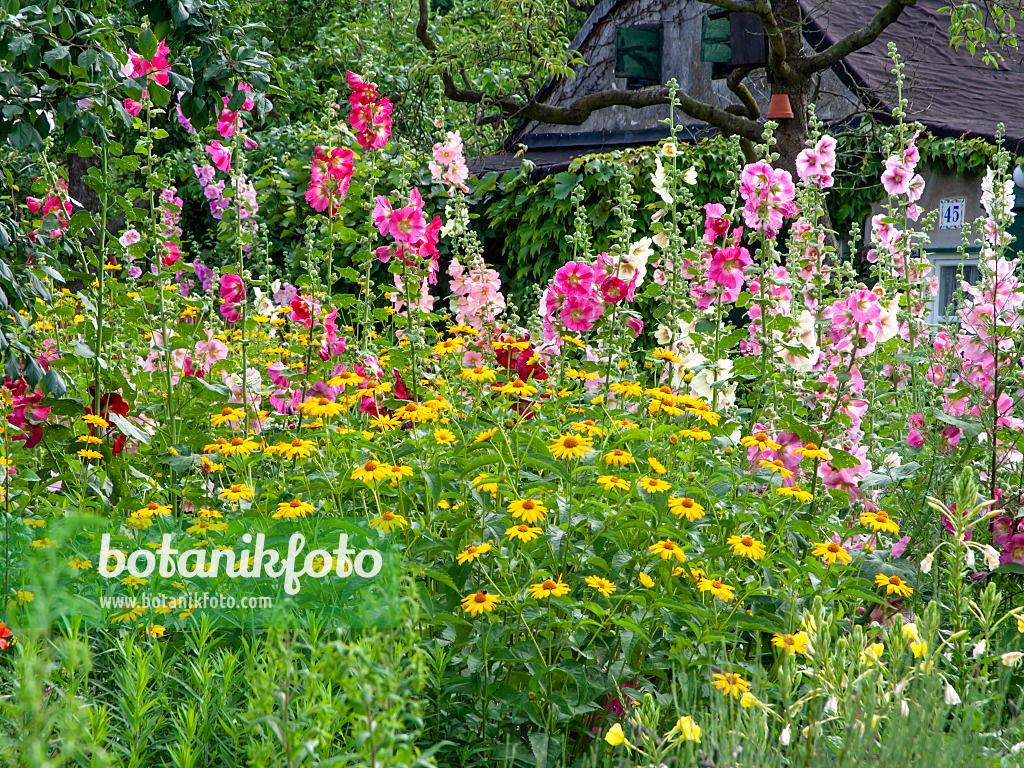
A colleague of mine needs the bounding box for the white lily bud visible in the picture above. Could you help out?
[983,545,1000,570]
[824,697,838,715]
[920,553,934,573]
[779,725,791,745]
[965,548,976,569]
[972,639,986,658]
[1000,651,1024,667]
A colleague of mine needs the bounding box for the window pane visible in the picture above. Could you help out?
[937,263,979,320]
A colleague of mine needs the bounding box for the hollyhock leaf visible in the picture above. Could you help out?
[4,352,19,381]
[167,454,201,473]
[187,376,231,398]
[226,88,248,112]
[991,563,1024,575]
[110,414,151,445]
[138,29,159,60]
[149,82,170,107]
[21,355,44,386]
[860,462,922,490]
[932,409,984,438]
[43,369,66,398]
[828,449,860,470]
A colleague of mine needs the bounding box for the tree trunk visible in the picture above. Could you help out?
[772,81,809,178]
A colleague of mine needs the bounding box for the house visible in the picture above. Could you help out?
[470,0,1024,324]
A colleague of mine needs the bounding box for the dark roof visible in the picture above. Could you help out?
[805,0,1024,147]
[473,0,1024,177]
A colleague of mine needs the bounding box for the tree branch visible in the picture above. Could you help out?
[754,0,791,75]
[415,0,762,138]
[726,66,761,119]
[798,0,918,74]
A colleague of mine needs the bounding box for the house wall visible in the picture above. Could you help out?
[518,0,862,140]
[864,167,983,251]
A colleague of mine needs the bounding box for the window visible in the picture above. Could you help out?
[927,251,980,326]
[615,26,662,89]
[700,11,767,80]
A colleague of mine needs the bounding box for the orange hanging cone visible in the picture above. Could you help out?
[766,94,794,119]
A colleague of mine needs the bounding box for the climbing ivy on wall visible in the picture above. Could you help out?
[470,124,999,297]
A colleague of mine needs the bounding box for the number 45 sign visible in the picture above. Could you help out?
[939,198,966,229]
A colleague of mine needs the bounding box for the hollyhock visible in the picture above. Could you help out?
[290,296,314,328]
[708,246,752,290]
[601,277,629,305]
[373,196,394,235]
[618,239,653,288]
[127,39,171,85]
[123,98,144,117]
[1000,532,1024,566]
[560,295,601,332]
[194,330,229,372]
[206,141,232,173]
[160,241,181,266]
[389,204,427,245]
[625,316,644,337]
[305,180,333,214]
[739,161,797,236]
[553,261,594,296]
[495,336,548,382]
[346,71,378,108]
[220,274,245,304]
[795,135,837,188]
[880,156,912,196]
[703,202,731,243]
[220,302,242,323]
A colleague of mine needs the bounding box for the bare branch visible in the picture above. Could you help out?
[415,0,762,138]
[798,0,918,74]
[754,0,792,76]
[726,66,761,119]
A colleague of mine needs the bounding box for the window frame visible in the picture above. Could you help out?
[926,247,980,327]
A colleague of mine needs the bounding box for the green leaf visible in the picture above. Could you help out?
[110,414,152,445]
[138,29,159,60]
[552,172,581,200]
[43,369,67,398]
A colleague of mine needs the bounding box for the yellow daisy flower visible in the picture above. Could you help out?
[528,577,571,599]
[507,498,548,524]
[549,433,593,460]
[505,524,543,543]
[727,534,767,560]
[668,497,705,521]
[875,573,913,597]
[650,540,686,562]
[461,590,500,616]
[812,541,852,565]
[584,575,616,597]
[457,542,492,565]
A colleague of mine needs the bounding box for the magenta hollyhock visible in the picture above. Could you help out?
[560,295,601,332]
[206,141,232,173]
[1000,532,1024,566]
[220,274,245,304]
[707,246,752,290]
[553,261,594,296]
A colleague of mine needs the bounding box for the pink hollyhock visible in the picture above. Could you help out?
[328,148,354,182]
[290,296,314,328]
[795,135,836,188]
[220,302,241,323]
[160,242,181,266]
[552,261,594,296]
[127,39,171,85]
[206,141,232,173]
[703,203,730,243]
[123,98,144,117]
[220,274,245,304]
[305,180,332,213]
[310,147,330,181]
[357,115,392,151]
[600,277,629,305]
[625,316,644,337]
[880,157,912,196]
[707,246,752,290]
[560,295,601,332]
[999,532,1024,566]
[373,196,394,236]
[346,71,378,108]
[846,289,881,323]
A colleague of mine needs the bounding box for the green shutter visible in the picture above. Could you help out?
[614,27,661,83]
[700,14,731,63]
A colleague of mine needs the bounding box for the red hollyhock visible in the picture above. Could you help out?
[0,623,13,650]
[495,336,548,382]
